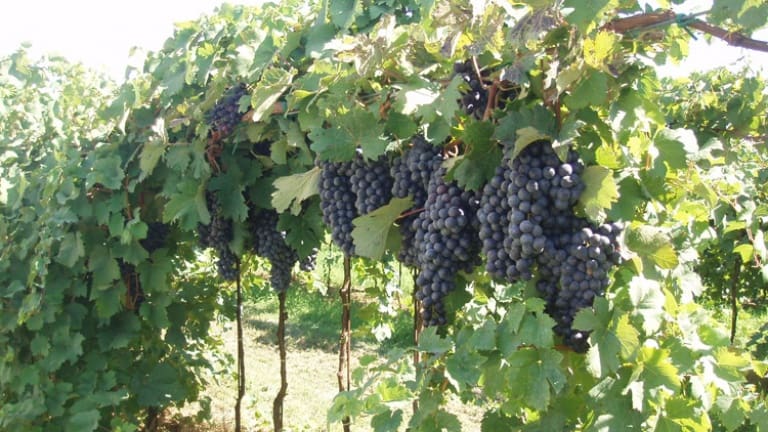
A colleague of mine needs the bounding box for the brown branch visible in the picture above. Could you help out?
[235,262,244,432]
[273,291,288,432]
[688,20,768,53]
[730,255,742,344]
[603,10,676,34]
[605,10,768,54]
[482,81,499,121]
[412,270,422,416]
[337,256,352,432]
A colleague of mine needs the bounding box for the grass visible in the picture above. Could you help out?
[170,284,482,432]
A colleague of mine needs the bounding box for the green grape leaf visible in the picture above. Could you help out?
[628,276,665,334]
[338,109,389,160]
[625,224,679,269]
[574,298,639,377]
[88,246,120,289]
[495,106,556,157]
[56,232,85,268]
[633,346,680,392]
[279,207,324,260]
[372,409,403,432]
[469,319,497,351]
[506,348,565,410]
[351,197,413,260]
[579,165,619,223]
[135,363,186,406]
[445,121,501,191]
[418,326,453,354]
[445,349,484,389]
[609,176,644,221]
[65,409,100,432]
[330,0,359,29]
[562,0,619,33]
[248,67,295,123]
[386,111,418,139]
[309,126,356,162]
[654,128,698,170]
[139,119,168,181]
[86,155,125,190]
[30,334,49,357]
[564,71,608,110]
[271,167,321,215]
[162,180,209,230]
[209,167,248,222]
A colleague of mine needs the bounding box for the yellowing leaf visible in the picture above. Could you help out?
[625,224,679,270]
[584,31,619,69]
[733,243,754,263]
[579,165,619,223]
[271,168,321,215]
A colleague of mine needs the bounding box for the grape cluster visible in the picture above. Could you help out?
[351,153,394,215]
[318,160,358,255]
[390,136,443,267]
[118,260,144,312]
[198,192,239,281]
[299,250,318,272]
[206,83,248,138]
[477,140,622,352]
[250,209,300,292]
[477,157,514,280]
[414,167,481,326]
[140,222,170,254]
[536,223,622,352]
[454,60,489,119]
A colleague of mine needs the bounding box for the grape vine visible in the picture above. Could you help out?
[3,1,768,431]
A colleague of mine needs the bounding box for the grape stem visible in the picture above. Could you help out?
[482,80,500,121]
[471,56,490,90]
[396,207,426,221]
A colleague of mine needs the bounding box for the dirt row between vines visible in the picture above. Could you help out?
[169,298,483,431]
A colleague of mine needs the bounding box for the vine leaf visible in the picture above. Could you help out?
[573,298,639,377]
[579,165,619,223]
[631,347,680,393]
[495,105,556,159]
[209,167,248,222]
[733,243,754,263]
[279,208,324,260]
[271,167,321,215]
[654,128,699,170]
[163,181,209,230]
[86,155,124,190]
[56,232,85,268]
[371,409,403,432]
[351,197,413,260]
[248,67,295,123]
[66,409,100,432]
[88,246,120,289]
[564,71,608,110]
[418,326,453,354]
[330,0,358,30]
[628,276,665,335]
[624,224,679,269]
[445,121,501,191]
[562,0,618,33]
[139,119,168,181]
[339,109,388,160]
[506,348,565,411]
